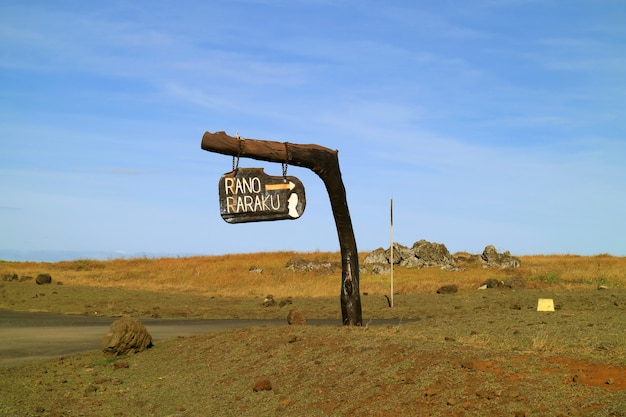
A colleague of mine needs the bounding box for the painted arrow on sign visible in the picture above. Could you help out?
[265,182,296,191]
[218,168,306,223]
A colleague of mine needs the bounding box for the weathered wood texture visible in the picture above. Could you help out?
[201,131,363,325]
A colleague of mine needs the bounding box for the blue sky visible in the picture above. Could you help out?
[1,0,625,261]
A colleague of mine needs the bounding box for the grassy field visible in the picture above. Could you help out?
[1,252,625,416]
[1,251,623,297]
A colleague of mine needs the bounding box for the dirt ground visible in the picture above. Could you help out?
[1,280,625,416]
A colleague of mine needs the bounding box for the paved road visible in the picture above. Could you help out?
[0,310,320,367]
[1,310,409,367]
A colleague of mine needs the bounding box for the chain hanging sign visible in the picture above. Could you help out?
[203,131,362,325]
[218,168,306,223]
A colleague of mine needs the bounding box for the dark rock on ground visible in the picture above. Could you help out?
[2,273,18,281]
[480,275,525,290]
[504,275,525,289]
[35,274,52,285]
[100,317,153,356]
[262,295,276,307]
[113,359,129,370]
[481,278,505,288]
[263,295,293,307]
[287,309,307,325]
[437,285,458,294]
[279,297,293,307]
[253,379,272,392]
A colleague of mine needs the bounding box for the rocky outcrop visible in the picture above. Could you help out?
[412,240,456,268]
[364,241,521,271]
[1,273,18,281]
[363,248,388,264]
[481,245,521,269]
[364,240,457,270]
[285,257,337,273]
[371,264,391,275]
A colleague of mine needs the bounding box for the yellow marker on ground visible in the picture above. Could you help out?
[537,298,555,312]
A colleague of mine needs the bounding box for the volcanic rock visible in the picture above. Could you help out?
[412,240,456,268]
[285,257,335,272]
[100,317,153,356]
[481,245,521,269]
[364,240,456,270]
[287,309,307,325]
[35,274,52,285]
[504,275,525,289]
[262,294,276,307]
[253,379,272,392]
[2,273,18,282]
[436,285,458,294]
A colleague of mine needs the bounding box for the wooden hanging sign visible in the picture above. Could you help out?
[218,168,306,223]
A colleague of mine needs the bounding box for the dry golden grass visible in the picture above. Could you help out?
[1,251,624,298]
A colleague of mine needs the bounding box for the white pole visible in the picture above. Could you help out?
[390,198,394,308]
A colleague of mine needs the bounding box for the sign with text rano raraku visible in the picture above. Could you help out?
[218,168,306,223]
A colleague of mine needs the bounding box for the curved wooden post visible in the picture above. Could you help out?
[201,131,363,325]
